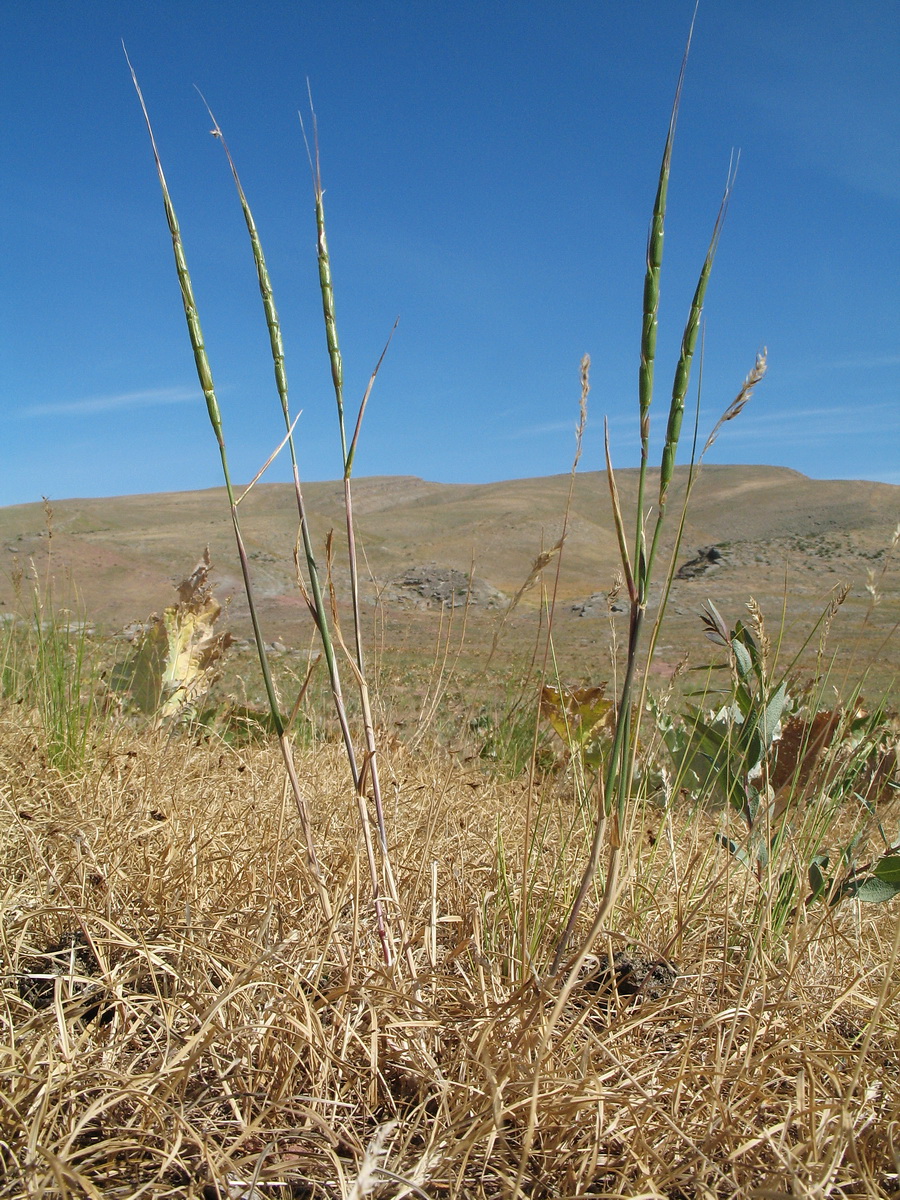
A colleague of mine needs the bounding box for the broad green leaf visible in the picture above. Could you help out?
[759,682,788,748]
[850,876,900,904]
[873,855,900,884]
[583,741,606,773]
[733,686,754,721]
[744,728,765,773]
[841,828,867,863]
[111,624,167,714]
[807,859,830,904]
[715,833,753,871]
[754,835,769,869]
[732,638,753,678]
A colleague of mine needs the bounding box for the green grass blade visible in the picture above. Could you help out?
[198,97,290,428]
[345,320,398,479]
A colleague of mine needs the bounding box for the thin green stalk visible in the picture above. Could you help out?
[343,324,397,682]
[518,357,590,979]
[638,330,707,716]
[550,606,642,974]
[127,55,343,966]
[304,106,416,979]
[198,104,395,966]
[552,9,713,975]
[641,344,768,716]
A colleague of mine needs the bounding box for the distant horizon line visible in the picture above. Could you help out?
[3,463,899,511]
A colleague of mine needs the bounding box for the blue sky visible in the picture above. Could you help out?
[1,1,898,508]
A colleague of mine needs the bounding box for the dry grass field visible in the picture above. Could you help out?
[1,497,898,1197]
[1,690,899,1197]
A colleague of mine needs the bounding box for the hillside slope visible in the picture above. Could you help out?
[1,467,897,686]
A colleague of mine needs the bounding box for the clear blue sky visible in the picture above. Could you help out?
[2,1,898,508]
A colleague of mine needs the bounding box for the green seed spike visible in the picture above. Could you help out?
[197,96,365,777]
[634,8,696,597]
[659,161,735,508]
[300,92,354,473]
[317,189,344,431]
[125,54,284,737]
[308,133,348,465]
[196,95,290,422]
[125,61,223,448]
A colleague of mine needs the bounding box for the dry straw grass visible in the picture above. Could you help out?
[2,698,898,1198]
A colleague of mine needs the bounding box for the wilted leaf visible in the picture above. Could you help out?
[541,684,613,750]
[700,600,730,647]
[772,709,841,794]
[115,549,233,722]
[197,702,285,744]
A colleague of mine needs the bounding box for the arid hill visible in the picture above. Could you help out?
[2,466,898,687]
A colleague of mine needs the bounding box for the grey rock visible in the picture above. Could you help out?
[571,593,626,617]
[385,565,507,610]
[676,545,727,580]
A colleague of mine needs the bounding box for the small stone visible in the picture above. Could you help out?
[580,949,678,1003]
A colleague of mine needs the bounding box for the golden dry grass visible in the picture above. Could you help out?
[2,697,899,1199]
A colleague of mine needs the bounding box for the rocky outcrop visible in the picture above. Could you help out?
[383,565,507,610]
[676,545,726,580]
[571,593,627,617]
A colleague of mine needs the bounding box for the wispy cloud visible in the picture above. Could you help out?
[504,411,635,441]
[826,354,900,371]
[504,420,577,440]
[776,354,900,384]
[702,399,899,446]
[19,386,200,418]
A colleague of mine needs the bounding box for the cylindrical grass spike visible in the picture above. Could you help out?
[659,173,732,507]
[315,190,348,459]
